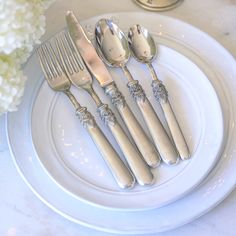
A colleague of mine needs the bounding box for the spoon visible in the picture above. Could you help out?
[128,24,190,160]
[95,19,179,165]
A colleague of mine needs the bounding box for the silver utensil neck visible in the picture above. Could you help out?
[121,65,135,82]
[147,63,160,81]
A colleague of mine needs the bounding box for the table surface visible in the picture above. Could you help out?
[1,0,236,235]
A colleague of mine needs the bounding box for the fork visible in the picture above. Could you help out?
[53,31,154,186]
[37,41,136,189]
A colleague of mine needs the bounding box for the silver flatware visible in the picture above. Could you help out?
[37,41,135,189]
[128,24,190,160]
[54,31,154,186]
[66,11,161,168]
[95,19,179,165]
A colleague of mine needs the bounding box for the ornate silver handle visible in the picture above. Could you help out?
[152,81,190,160]
[127,80,179,165]
[104,82,160,167]
[75,106,135,189]
[97,104,154,186]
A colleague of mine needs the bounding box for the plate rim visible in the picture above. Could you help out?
[29,41,224,210]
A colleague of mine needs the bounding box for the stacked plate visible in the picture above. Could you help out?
[6,12,236,234]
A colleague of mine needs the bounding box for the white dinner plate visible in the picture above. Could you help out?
[30,29,223,210]
[7,12,236,234]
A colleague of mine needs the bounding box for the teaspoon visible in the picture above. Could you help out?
[95,19,179,165]
[128,24,190,160]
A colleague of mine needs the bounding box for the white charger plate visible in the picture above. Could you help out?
[30,36,223,210]
[6,12,236,234]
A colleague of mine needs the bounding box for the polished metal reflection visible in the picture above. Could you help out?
[128,24,157,63]
[95,19,179,165]
[66,11,161,169]
[128,24,190,160]
[54,31,154,186]
[37,40,136,189]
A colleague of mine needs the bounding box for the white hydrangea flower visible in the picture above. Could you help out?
[0,55,26,113]
[0,0,54,114]
[0,0,51,55]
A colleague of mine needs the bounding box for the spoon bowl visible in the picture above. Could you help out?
[128,24,157,64]
[95,19,130,68]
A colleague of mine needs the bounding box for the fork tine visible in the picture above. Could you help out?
[64,32,85,70]
[47,41,64,76]
[42,43,60,78]
[41,44,57,78]
[62,32,77,69]
[61,32,87,71]
[58,32,79,74]
[54,35,73,76]
[37,46,53,80]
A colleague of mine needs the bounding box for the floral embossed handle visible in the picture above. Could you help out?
[127,80,179,165]
[96,103,154,186]
[104,82,160,167]
[75,106,135,189]
[152,80,190,160]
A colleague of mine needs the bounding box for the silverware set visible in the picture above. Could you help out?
[37,11,190,189]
